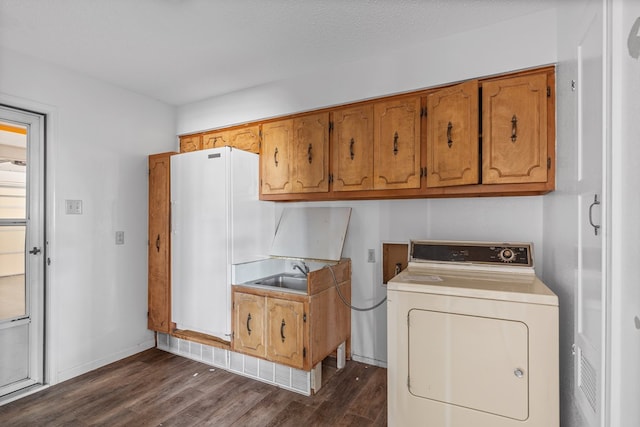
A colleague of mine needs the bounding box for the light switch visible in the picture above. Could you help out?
[65,199,82,215]
[115,231,124,245]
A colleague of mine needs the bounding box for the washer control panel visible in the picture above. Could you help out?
[410,241,533,267]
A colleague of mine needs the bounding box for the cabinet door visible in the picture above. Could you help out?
[261,120,293,194]
[331,105,374,192]
[227,125,260,154]
[426,80,479,187]
[292,112,329,193]
[202,130,228,150]
[482,73,548,184]
[266,298,305,368]
[148,153,174,333]
[373,96,422,190]
[233,292,266,358]
[179,135,201,153]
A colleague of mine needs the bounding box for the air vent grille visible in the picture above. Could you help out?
[579,350,597,411]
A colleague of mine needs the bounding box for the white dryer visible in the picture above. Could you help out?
[387,241,558,427]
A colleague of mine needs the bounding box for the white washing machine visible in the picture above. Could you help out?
[387,241,558,427]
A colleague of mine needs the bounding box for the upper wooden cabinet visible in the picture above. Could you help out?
[179,135,201,153]
[261,113,329,195]
[200,125,260,153]
[373,96,422,190]
[260,119,294,194]
[331,105,374,192]
[291,113,330,193]
[426,80,479,188]
[176,66,555,200]
[482,72,549,185]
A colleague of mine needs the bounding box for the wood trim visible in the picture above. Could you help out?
[171,329,231,351]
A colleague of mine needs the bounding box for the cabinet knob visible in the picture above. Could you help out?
[514,368,524,378]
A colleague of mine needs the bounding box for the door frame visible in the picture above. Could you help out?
[0,94,55,403]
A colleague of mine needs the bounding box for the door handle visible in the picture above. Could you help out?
[29,247,41,255]
[588,194,601,236]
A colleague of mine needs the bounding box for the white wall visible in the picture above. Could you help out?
[177,9,557,366]
[0,47,176,384]
[610,1,640,425]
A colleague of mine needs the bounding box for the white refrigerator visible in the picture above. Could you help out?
[170,147,273,340]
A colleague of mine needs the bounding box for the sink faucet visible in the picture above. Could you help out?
[293,261,309,276]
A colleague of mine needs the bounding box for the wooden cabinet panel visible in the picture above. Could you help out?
[266,298,305,368]
[482,73,548,184]
[292,113,329,193]
[261,120,293,194]
[179,135,201,153]
[331,105,374,192]
[148,152,176,333]
[202,131,228,150]
[426,80,479,187]
[228,125,260,154]
[233,292,266,358]
[373,96,422,190]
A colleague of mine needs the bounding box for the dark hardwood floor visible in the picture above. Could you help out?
[0,348,387,426]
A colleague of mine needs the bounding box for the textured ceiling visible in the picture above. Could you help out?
[0,0,557,106]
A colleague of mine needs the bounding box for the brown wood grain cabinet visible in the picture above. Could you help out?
[481,72,550,185]
[179,134,201,152]
[291,112,330,193]
[373,96,422,190]
[260,119,294,194]
[331,104,375,192]
[426,80,479,188]
[202,125,261,153]
[148,152,176,333]
[232,259,351,371]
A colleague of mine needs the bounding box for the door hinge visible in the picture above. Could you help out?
[547,86,551,98]
[47,258,51,266]
[303,347,307,358]
[547,157,551,170]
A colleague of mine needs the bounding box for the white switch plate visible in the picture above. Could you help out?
[65,199,83,215]
[367,248,375,263]
[115,231,125,245]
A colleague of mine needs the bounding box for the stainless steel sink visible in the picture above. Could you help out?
[244,273,308,292]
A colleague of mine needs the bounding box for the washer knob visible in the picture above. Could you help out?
[499,248,516,262]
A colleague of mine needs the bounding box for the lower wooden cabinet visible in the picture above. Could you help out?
[232,259,351,371]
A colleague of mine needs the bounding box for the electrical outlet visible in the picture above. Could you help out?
[367,248,375,263]
[115,231,125,245]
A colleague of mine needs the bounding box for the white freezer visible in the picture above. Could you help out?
[171,147,273,340]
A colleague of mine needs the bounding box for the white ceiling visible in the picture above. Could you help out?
[0,0,557,106]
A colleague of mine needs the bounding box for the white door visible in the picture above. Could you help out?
[0,106,45,398]
[575,1,606,425]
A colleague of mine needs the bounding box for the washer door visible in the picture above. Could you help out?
[408,309,529,420]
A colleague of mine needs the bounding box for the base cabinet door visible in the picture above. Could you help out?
[266,298,306,369]
[233,292,266,358]
[482,72,549,184]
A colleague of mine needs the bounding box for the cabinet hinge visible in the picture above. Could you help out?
[420,107,427,117]
[147,311,149,318]
[548,157,551,170]
[547,86,551,98]
[303,313,307,322]
[329,121,333,132]
[303,347,307,358]
[328,174,333,184]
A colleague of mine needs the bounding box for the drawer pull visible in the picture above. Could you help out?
[349,138,355,160]
[307,143,313,164]
[393,132,399,155]
[280,319,286,342]
[274,147,279,167]
[246,313,252,335]
[447,122,453,148]
[511,114,518,142]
